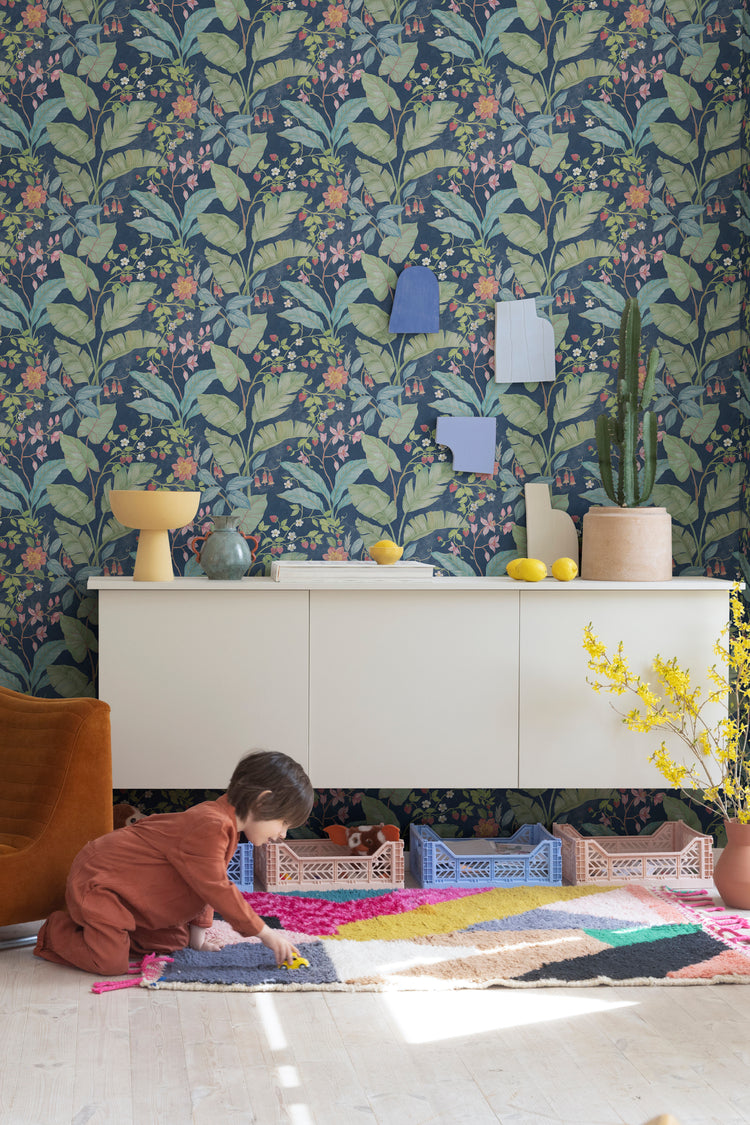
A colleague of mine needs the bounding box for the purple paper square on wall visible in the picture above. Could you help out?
[436,417,497,474]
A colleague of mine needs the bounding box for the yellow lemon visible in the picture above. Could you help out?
[552,556,579,581]
[369,539,403,565]
[506,558,527,579]
[517,558,547,582]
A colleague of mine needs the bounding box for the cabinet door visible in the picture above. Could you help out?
[519,588,729,787]
[99,590,309,787]
[309,590,519,787]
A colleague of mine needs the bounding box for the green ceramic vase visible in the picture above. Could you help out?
[192,515,258,580]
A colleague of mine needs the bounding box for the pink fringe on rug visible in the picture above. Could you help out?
[91,952,173,994]
[659,888,750,950]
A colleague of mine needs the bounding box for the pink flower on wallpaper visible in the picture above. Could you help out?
[22,364,47,390]
[626,3,650,28]
[322,545,349,560]
[474,92,499,119]
[473,275,498,300]
[172,274,198,300]
[324,364,348,391]
[21,183,47,209]
[324,4,348,28]
[22,4,47,28]
[172,455,197,481]
[326,185,348,210]
[21,545,47,571]
[172,93,198,119]
[29,602,45,626]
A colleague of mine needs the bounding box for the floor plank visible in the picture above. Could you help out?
[0,944,35,1123]
[5,956,79,1125]
[177,991,251,1124]
[127,990,193,1125]
[72,970,134,1125]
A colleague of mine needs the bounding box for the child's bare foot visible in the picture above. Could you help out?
[189,925,225,952]
[199,936,224,952]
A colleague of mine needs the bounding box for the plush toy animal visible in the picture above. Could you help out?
[345,824,388,855]
[323,823,401,855]
[112,802,145,829]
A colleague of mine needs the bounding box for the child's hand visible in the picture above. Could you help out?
[189,924,225,953]
[258,923,300,967]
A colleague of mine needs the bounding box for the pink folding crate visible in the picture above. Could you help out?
[553,821,714,884]
[254,825,405,891]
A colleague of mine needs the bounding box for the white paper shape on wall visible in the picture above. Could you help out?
[525,482,579,567]
[495,298,555,383]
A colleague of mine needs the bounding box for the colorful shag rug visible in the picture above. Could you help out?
[99,884,750,993]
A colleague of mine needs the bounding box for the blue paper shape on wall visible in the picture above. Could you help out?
[389,266,439,333]
[494,298,555,383]
[436,417,496,474]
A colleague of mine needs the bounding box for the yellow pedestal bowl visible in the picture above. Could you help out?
[109,490,201,581]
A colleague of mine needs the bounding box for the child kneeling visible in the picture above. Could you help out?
[35,750,313,975]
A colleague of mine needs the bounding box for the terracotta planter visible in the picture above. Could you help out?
[713,819,750,910]
[581,506,672,581]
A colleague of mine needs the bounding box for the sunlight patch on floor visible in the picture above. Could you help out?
[288,1106,315,1125]
[276,1064,301,1088]
[382,989,638,1044]
[256,993,288,1050]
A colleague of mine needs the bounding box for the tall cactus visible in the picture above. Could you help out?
[595,297,660,507]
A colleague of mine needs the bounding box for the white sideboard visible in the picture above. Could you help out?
[89,576,731,790]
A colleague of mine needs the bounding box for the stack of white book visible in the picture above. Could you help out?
[269,560,434,582]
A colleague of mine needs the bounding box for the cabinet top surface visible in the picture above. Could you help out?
[88,575,733,593]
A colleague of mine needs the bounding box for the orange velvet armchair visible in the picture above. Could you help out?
[0,685,113,927]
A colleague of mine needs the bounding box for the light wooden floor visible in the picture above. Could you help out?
[2,898,748,1125]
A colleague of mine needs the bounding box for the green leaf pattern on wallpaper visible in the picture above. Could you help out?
[0,0,747,695]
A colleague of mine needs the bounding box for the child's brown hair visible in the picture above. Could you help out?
[227,750,313,827]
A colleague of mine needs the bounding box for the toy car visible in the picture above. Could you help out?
[281,954,310,970]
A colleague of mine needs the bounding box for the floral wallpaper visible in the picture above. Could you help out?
[114,782,733,845]
[1,0,748,837]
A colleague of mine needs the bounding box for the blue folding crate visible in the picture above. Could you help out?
[227,841,254,892]
[410,823,562,888]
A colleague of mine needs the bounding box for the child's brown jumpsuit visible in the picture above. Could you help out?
[34,794,265,975]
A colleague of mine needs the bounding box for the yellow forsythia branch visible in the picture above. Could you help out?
[583,584,750,823]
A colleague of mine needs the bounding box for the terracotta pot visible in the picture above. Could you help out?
[713,819,750,910]
[581,506,672,581]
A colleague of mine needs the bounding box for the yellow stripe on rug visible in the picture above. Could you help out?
[329,884,615,942]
